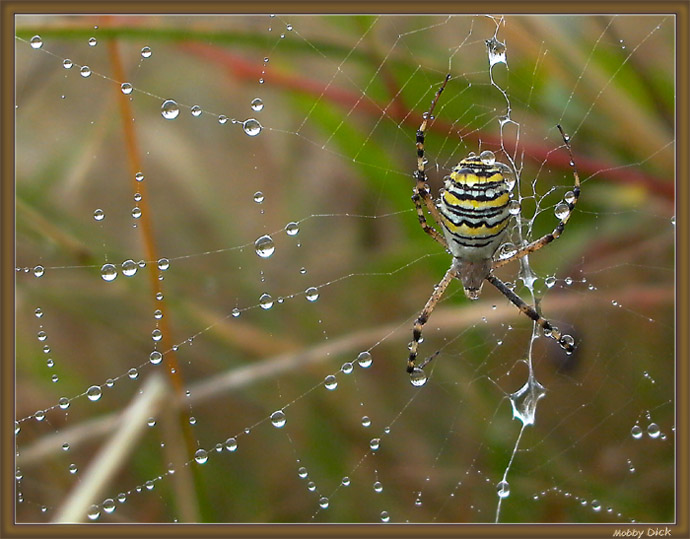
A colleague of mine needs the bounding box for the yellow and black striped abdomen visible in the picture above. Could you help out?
[439,153,514,261]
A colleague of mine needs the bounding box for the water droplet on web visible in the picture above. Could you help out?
[307,481,316,492]
[479,150,495,165]
[34,307,43,318]
[297,466,308,479]
[409,368,428,387]
[80,66,91,78]
[88,37,97,47]
[285,222,299,236]
[591,499,601,512]
[63,59,73,69]
[218,115,228,125]
[87,385,102,401]
[485,36,507,66]
[497,480,510,498]
[305,287,319,302]
[631,424,643,439]
[135,172,144,182]
[341,362,353,374]
[251,98,264,112]
[497,242,517,259]
[30,35,43,49]
[554,203,570,220]
[157,258,170,271]
[324,374,337,390]
[105,378,114,388]
[128,368,139,379]
[647,422,660,438]
[318,496,329,509]
[564,190,576,204]
[231,308,241,318]
[509,377,546,426]
[37,330,47,341]
[545,276,556,288]
[380,511,390,522]
[341,476,350,487]
[131,206,142,219]
[87,505,100,520]
[369,438,380,451]
[33,265,44,278]
[357,351,372,368]
[151,329,162,341]
[100,264,117,282]
[93,209,105,221]
[121,259,137,277]
[270,410,286,428]
[102,498,115,514]
[68,463,78,474]
[508,199,521,215]
[194,448,208,464]
[286,24,293,31]
[141,46,152,58]
[58,397,70,409]
[225,437,238,452]
[120,82,133,95]
[190,105,202,117]
[253,191,264,203]
[153,309,162,319]
[373,481,383,493]
[62,442,70,451]
[149,350,163,365]
[254,235,275,258]
[161,99,179,120]
[242,118,262,137]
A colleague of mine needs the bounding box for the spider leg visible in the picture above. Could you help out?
[413,74,451,247]
[407,265,457,373]
[493,124,581,270]
[486,274,574,353]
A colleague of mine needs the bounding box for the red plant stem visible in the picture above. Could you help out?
[183,42,674,204]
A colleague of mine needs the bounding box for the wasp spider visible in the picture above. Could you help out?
[407,74,579,374]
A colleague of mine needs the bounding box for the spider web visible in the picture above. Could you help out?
[13,13,675,525]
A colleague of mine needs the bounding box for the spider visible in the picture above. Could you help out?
[407,74,579,374]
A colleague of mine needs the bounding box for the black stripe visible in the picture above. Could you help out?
[443,202,508,220]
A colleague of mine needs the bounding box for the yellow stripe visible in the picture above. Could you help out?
[440,214,509,237]
[450,170,503,186]
[443,190,509,209]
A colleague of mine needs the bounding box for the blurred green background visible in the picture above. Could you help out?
[14,14,674,524]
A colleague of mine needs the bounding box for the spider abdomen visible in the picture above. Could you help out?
[439,153,513,262]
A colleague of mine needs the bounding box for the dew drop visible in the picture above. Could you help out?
[86,505,100,520]
[545,276,556,288]
[361,416,371,427]
[380,511,390,522]
[242,118,262,137]
[341,362,353,374]
[270,410,286,428]
[231,308,241,318]
[479,150,496,165]
[33,265,45,278]
[127,368,139,380]
[68,463,78,474]
[251,98,264,112]
[564,190,576,204]
[409,367,428,387]
[161,99,179,120]
[58,397,70,409]
[554,203,570,220]
[102,499,116,514]
[305,287,319,302]
[485,36,507,66]
[120,82,133,95]
[631,424,643,439]
[34,307,43,318]
[341,476,350,486]
[254,235,275,258]
[88,37,97,47]
[225,437,238,452]
[149,351,163,365]
[285,222,300,236]
[357,351,373,368]
[190,105,202,117]
[80,66,91,78]
[324,374,337,390]
[121,259,137,277]
[131,207,142,219]
[218,115,228,124]
[157,258,170,271]
[141,46,152,58]
[30,35,43,49]
[369,438,381,451]
[297,466,308,479]
[591,499,601,512]
[86,385,102,401]
[508,199,521,215]
[194,448,208,464]
[497,480,510,498]
[151,329,162,342]
[63,59,73,69]
[93,209,105,221]
[100,263,117,282]
[318,496,329,509]
[647,422,661,438]
[135,172,144,182]
[253,191,264,203]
